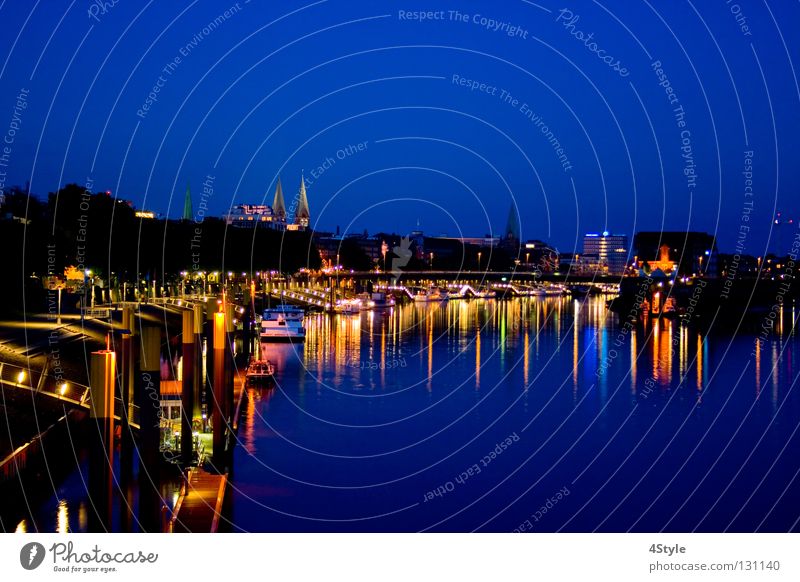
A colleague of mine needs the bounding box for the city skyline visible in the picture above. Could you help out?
[5,180,795,260]
[1,3,798,253]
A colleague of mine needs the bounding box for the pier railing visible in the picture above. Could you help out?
[0,362,140,427]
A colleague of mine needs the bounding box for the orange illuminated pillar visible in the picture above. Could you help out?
[89,349,116,532]
[204,297,217,424]
[212,310,226,466]
[120,306,136,453]
[119,305,136,531]
[193,303,203,420]
[224,301,235,425]
[181,309,195,466]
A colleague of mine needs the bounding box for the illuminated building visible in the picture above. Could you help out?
[523,240,559,271]
[633,231,717,276]
[582,232,629,275]
[224,175,311,231]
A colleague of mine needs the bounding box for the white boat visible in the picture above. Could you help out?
[358,291,396,310]
[542,285,563,296]
[413,286,449,302]
[335,299,362,314]
[260,304,306,342]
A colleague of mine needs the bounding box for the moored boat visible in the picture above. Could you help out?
[413,286,449,302]
[246,358,275,384]
[260,304,306,342]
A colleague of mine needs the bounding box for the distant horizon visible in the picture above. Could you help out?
[5,180,797,258]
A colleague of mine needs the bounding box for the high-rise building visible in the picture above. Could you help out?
[583,232,629,275]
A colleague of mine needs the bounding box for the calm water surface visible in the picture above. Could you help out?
[228,296,800,532]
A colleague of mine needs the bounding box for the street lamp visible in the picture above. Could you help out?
[478,251,482,271]
[430,252,434,271]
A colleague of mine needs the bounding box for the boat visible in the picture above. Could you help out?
[546,285,567,296]
[246,358,275,384]
[413,286,449,302]
[351,291,397,310]
[569,285,597,297]
[366,291,396,310]
[260,304,306,342]
[335,299,362,314]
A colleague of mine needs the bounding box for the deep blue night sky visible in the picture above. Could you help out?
[1,0,798,254]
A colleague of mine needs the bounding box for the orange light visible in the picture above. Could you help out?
[214,312,225,350]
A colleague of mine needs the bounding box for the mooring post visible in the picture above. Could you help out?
[181,309,195,467]
[193,303,203,422]
[88,348,116,532]
[212,308,226,467]
[119,306,135,456]
[224,301,235,427]
[242,286,251,361]
[204,298,216,428]
[137,325,162,532]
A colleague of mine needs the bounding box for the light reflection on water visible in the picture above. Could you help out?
[235,296,800,532]
[12,296,797,532]
[289,297,716,398]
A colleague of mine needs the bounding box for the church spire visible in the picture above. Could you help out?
[182,182,193,220]
[273,177,286,223]
[295,174,310,229]
[505,203,520,241]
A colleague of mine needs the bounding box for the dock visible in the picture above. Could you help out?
[169,468,227,533]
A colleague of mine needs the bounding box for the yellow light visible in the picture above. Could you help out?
[60,383,68,395]
[17,371,25,383]
[57,499,69,534]
[213,312,225,350]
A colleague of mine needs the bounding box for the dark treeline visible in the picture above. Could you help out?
[2,184,321,284]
